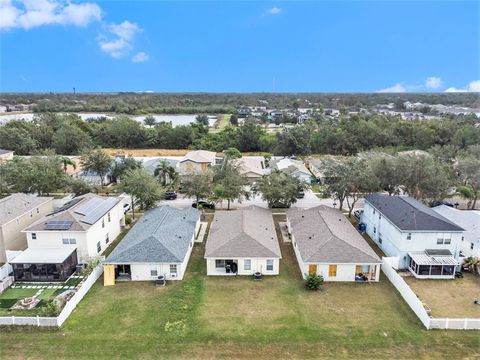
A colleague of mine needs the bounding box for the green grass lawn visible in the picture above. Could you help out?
[1,225,479,359]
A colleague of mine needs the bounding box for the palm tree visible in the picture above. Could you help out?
[166,167,179,190]
[463,257,480,275]
[154,159,172,186]
[61,157,76,174]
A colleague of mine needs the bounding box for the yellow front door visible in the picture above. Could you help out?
[308,264,317,275]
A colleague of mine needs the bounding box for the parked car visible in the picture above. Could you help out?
[123,203,131,214]
[430,200,455,208]
[296,189,305,199]
[192,200,215,209]
[164,191,177,200]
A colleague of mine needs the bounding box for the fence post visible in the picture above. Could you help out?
[464,318,468,330]
[37,315,40,327]
[445,318,449,329]
[12,315,14,325]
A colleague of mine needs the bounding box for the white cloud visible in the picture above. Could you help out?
[425,76,442,89]
[376,83,407,93]
[132,51,149,63]
[0,0,101,30]
[98,20,141,58]
[444,80,480,93]
[267,7,281,15]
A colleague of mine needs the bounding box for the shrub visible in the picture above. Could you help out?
[305,273,324,291]
[125,214,132,226]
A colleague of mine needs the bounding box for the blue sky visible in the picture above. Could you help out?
[0,1,479,92]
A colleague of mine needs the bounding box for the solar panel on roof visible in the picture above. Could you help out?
[48,198,83,216]
[81,197,118,225]
[44,220,74,230]
[74,197,104,215]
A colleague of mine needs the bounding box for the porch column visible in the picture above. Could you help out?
[375,264,381,281]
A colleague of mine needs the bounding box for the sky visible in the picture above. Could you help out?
[0,0,479,93]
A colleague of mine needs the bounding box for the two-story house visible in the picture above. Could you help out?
[22,194,125,264]
[361,193,464,279]
[178,150,216,181]
[0,193,53,264]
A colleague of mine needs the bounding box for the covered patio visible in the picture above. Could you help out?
[408,250,458,279]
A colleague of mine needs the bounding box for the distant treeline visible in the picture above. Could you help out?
[0,92,479,114]
[0,113,479,156]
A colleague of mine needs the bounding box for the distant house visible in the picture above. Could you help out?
[178,150,217,179]
[237,106,252,116]
[78,169,113,186]
[22,194,125,264]
[297,114,310,124]
[432,206,480,258]
[271,158,312,183]
[205,206,281,275]
[287,206,381,282]
[103,206,200,285]
[0,194,53,264]
[361,193,464,279]
[235,157,265,184]
[142,157,178,176]
[0,149,14,161]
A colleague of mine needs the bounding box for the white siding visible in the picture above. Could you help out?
[361,201,463,269]
[206,257,280,275]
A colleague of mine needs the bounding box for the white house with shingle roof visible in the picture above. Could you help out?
[205,206,281,275]
[103,206,200,285]
[22,194,125,262]
[287,205,381,282]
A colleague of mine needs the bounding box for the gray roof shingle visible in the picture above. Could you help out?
[105,205,199,264]
[287,205,380,264]
[205,206,281,258]
[0,193,53,226]
[365,193,464,232]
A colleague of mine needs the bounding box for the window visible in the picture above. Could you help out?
[373,227,376,234]
[379,233,383,244]
[69,238,76,244]
[373,209,376,214]
[379,214,381,220]
[108,212,111,222]
[244,259,251,271]
[471,243,475,250]
[437,237,443,245]
[215,260,225,268]
[170,264,177,274]
[266,259,274,271]
[62,238,69,244]
[97,241,101,253]
[150,268,158,277]
[105,233,110,244]
[328,264,337,277]
[461,236,464,242]
[36,208,39,214]
[16,219,19,225]
[102,219,105,228]
[32,233,37,240]
[30,212,33,218]
[407,233,411,240]
[444,236,451,245]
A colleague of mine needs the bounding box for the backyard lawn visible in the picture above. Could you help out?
[1,220,479,359]
[404,273,480,318]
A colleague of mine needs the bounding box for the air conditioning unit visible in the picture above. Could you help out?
[170,273,177,278]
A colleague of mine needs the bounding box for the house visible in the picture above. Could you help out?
[432,206,480,258]
[235,157,265,184]
[78,169,113,186]
[142,157,178,176]
[237,106,252,116]
[178,150,217,179]
[22,194,125,263]
[103,206,200,285]
[10,248,78,282]
[271,158,312,183]
[0,149,14,161]
[287,206,381,282]
[361,193,464,279]
[205,206,281,275]
[0,193,53,264]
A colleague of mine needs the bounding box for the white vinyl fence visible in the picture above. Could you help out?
[0,265,103,327]
[382,257,480,330]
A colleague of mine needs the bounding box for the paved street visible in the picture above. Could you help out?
[158,189,365,211]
